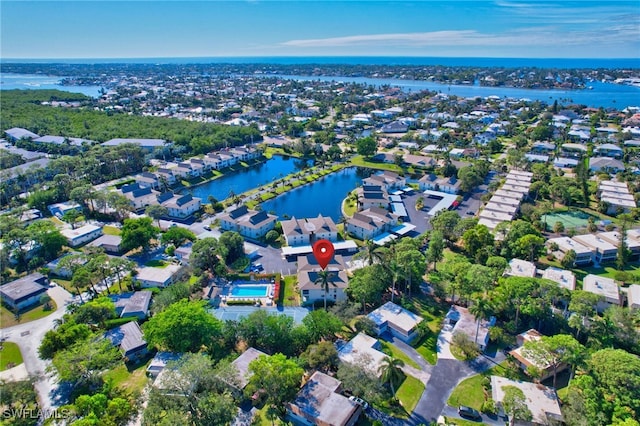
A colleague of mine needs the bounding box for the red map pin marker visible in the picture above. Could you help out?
[312,239,335,270]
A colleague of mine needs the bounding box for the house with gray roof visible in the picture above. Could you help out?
[104,321,148,362]
[287,371,362,426]
[0,272,49,311]
[281,215,338,247]
[230,347,268,390]
[87,234,122,254]
[297,254,349,306]
[346,207,398,240]
[159,193,202,219]
[109,291,153,320]
[589,157,625,174]
[5,127,40,142]
[101,138,168,152]
[219,206,277,239]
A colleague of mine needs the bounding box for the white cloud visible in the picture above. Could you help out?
[281,27,638,49]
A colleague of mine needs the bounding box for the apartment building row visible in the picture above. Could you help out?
[478,170,533,232]
[597,179,637,215]
[547,229,640,266]
[120,183,202,219]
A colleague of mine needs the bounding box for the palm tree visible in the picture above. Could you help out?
[469,296,493,344]
[378,356,405,396]
[354,239,385,266]
[313,270,336,310]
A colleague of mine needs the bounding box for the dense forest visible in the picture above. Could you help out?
[1,90,262,155]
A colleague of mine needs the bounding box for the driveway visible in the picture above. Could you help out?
[1,285,73,410]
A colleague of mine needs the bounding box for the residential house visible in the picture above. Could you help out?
[598,180,636,215]
[159,193,202,219]
[541,267,576,291]
[60,224,103,247]
[582,274,621,312]
[135,172,160,190]
[356,185,390,210]
[109,291,153,320]
[46,253,88,278]
[402,154,436,168]
[418,174,460,194]
[219,206,277,239]
[491,376,563,425]
[572,234,617,263]
[47,201,82,218]
[362,171,406,191]
[121,183,159,210]
[504,258,537,278]
[134,264,184,288]
[297,254,349,306]
[87,234,123,254]
[229,347,268,391]
[546,237,594,266]
[337,333,386,377]
[445,305,495,351]
[367,301,423,343]
[287,371,362,426]
[380,120,408,134]
[155,168,177,186]
[101,138,167,152]
[509,329,568,381]
[146,352,183,378]
[345,207,398,240]
[281,215,339,247]
[594,143,623,158]
[0,273,49,311]
[4,127,40,142]
[104,321,148,362]
[589,157,625,174]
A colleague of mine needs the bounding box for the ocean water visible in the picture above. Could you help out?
[3,56,639,69]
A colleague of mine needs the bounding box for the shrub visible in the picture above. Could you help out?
[481,399,497,415]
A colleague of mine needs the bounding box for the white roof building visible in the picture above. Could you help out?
[542,267,576,291]
[505,258,537,278]
[491,376,563,425]
[582,274,621,311]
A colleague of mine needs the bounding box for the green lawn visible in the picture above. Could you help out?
[145,259,168,268]
[406,295,447,365]
[444,417,486,426]
[395,375,425,414]
[413,332,438,365]
[0,300,57,328]
[0,342,24,371]
[349,155,404,173]
[103,360,150,395]
[447,372,488,411]
[342,190,358,217]
[379,340,420,369]
[103,225,121,235]
[282,275,299,306]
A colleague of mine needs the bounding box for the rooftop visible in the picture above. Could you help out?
[491,376,563,425]
[231,347,268,389]
[582,274,620,304]
[367,301,423,334]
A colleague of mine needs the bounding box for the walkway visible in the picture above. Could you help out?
[1,285,73,411]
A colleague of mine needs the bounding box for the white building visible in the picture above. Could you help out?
[572,234,617,264]
[297,254,349,306]
[582,274,621,312]
[542,267,576,291]
[337,332,387,377]
[281,215,338,247]
[158,193,202,218]
[367,301,423,343]
[219,206,277,239]
[134,264,184,288]
[60,224,103,247]
[345,207,398,240]
[628,284,640,310]
[504,258,537,278]
[491,376,563,425]
[546,237,594,266]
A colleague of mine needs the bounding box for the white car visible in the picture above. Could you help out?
[348,396,369,409]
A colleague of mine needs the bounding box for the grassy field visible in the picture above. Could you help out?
[145,259,169,268]
[379,340,420,369]
[444,417,485,426]
[407,295,447,365]
[282,275,299,306]
[0,342,24,371]
[0,300,57,328]
[396,375,425,414]
[349,155,404,173]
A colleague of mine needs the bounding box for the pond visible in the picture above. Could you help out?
[186,155,308,202]
[261,167,371,222]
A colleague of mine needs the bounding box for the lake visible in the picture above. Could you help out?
[0,73,103,97]
[186,155,308,202]
[261,167,370,222]
[270,75,640,109]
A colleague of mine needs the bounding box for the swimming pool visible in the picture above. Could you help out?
[229,285,270,298]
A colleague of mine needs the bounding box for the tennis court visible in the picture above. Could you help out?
[541,210,595,231]
[211,306,311,324]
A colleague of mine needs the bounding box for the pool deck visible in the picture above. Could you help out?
[219,280,275,307]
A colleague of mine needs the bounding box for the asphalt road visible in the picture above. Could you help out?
[1,285,73,411]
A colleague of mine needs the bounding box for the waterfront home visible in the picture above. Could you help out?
[362,171,406,191]
[345,207,398,240]
[134,264,184,288]
[287,371,362,426]
[297,254,349,306]
[368,301,423,343]
[158,193,202,219]
[104,321,148,362]
[60,224,103,247]
[121,183,159,210]
[281,215,339,247]
[582,274,621,312]
[509,329,568,381]
[0,272,49,311]
[135,172,160,190]
[380,120,408,134]
[155,168,177,186]
[491,376,563,425]
[402,154,437,168]
[356,185,390,210]
[219,206,277,239]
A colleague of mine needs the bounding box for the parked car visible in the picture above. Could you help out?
[203,225,211,231]
[348,396,369,410]
[458,405,482,421]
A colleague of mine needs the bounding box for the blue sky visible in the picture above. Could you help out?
[1,1,639,59]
